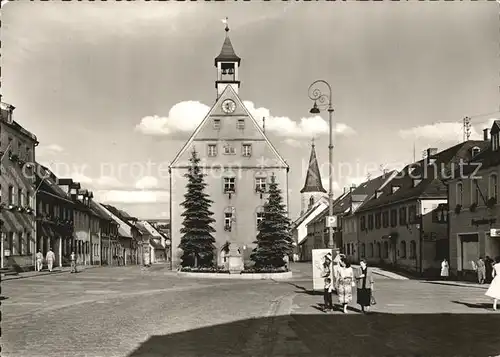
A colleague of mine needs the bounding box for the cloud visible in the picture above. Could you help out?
[135,176,159,190]
[71,172,93,185]
[135,101,210,136]
[36,144,65,157]
[245,101,356,138]
[136,100,356,139]
[95,175,124,189]
[95,190,170,204]
[283,139,304,147]
[398,118,498,142]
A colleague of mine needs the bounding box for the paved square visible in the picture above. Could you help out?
[2,264,499,357]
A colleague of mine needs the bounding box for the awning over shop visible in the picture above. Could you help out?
[38,223,55,237]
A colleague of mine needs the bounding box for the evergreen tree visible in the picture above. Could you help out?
[178,148,216,267]
[250,174,293,269]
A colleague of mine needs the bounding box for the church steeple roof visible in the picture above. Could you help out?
[300,140,327,194]
[214,18,241,66]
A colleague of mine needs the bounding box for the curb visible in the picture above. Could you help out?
[1,266,101,282]
[371,269,409,280]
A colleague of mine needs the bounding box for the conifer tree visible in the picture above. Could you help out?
[250,174,293,269]
[178,148,216,267]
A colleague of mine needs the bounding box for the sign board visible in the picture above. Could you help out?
[4,249,11,257]
[490,229,500,238]
[325,216,337,228]
[312,249,333,291]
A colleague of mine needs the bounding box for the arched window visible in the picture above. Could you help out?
[361,243,366,258]
[369,243,373,257]
[256,206,265,230]
[309,196,315,208]
[456,182,463,206]
[471,179,479,204]
[383,241,389,259]
[471,146,481,157]
[400,241,407,258]
[490,174,498,203]
[409,240,417,259]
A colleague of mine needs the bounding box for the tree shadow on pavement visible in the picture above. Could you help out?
[127,313,500,357]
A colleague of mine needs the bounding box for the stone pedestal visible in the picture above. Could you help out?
[227,243,244,274]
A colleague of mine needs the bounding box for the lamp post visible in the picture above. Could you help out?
[308,80,337,252]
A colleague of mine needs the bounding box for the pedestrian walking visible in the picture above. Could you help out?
[485,256,494,284]
[477,257,486,284]
[485,256,500,311]
[323,277,334,312]
[70,251,77,273]
[46,248,55,272]
[440,258,449,280]
[336,256,354,314]
[35,249,43,272]
[355,259,375,313]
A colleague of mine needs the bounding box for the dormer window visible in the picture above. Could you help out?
[213,119,221,130]
[375,190,383,199]
[471,146,481,157]
[493,133,499,152]
[391,186,400,194]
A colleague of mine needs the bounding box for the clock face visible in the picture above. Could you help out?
[221,99,236,114]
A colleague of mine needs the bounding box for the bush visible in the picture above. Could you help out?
[241,266,289,274]
[180,266,230,274]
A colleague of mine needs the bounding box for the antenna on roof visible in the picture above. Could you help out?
[262,117,265,134]
[463,116,471,142]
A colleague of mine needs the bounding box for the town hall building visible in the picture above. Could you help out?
[169,23,289,269]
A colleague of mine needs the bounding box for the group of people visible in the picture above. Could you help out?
[35,248,78,273]
[441,256,500,311]
[472,256,496,284]
[321,253,374,314]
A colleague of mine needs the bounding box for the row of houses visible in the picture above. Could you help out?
[0,99,170,272]
[293,120,500,279]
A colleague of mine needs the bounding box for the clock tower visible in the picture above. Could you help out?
[169,20,289,270]
[215,19,241,98]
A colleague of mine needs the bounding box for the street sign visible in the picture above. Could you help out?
[325,216,337,228]
[4,249,11,257]
[490,228,500,238]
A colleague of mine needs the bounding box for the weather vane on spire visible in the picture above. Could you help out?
[311,137,315,147]
[221,17,229,33]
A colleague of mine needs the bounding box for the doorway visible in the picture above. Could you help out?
[460,233,479,271]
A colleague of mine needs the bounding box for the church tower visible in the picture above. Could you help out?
[300,139,326,214]
[214,18,241,98]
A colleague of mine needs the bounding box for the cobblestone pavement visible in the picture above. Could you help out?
[2,265,500,357]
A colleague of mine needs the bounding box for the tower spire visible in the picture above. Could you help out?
[300,140,326,194]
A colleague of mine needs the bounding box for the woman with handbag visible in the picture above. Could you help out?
[355,259,375,314]
[336,256,354,314]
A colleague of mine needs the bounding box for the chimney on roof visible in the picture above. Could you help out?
[343,187,347,194]
[483,128,489,141]
[426,148,438,158]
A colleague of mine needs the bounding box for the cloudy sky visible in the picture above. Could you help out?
[2,1,498,219]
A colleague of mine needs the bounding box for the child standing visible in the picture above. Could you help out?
[323,278,334,312]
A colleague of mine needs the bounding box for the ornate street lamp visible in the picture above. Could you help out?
[308,80,336,252]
